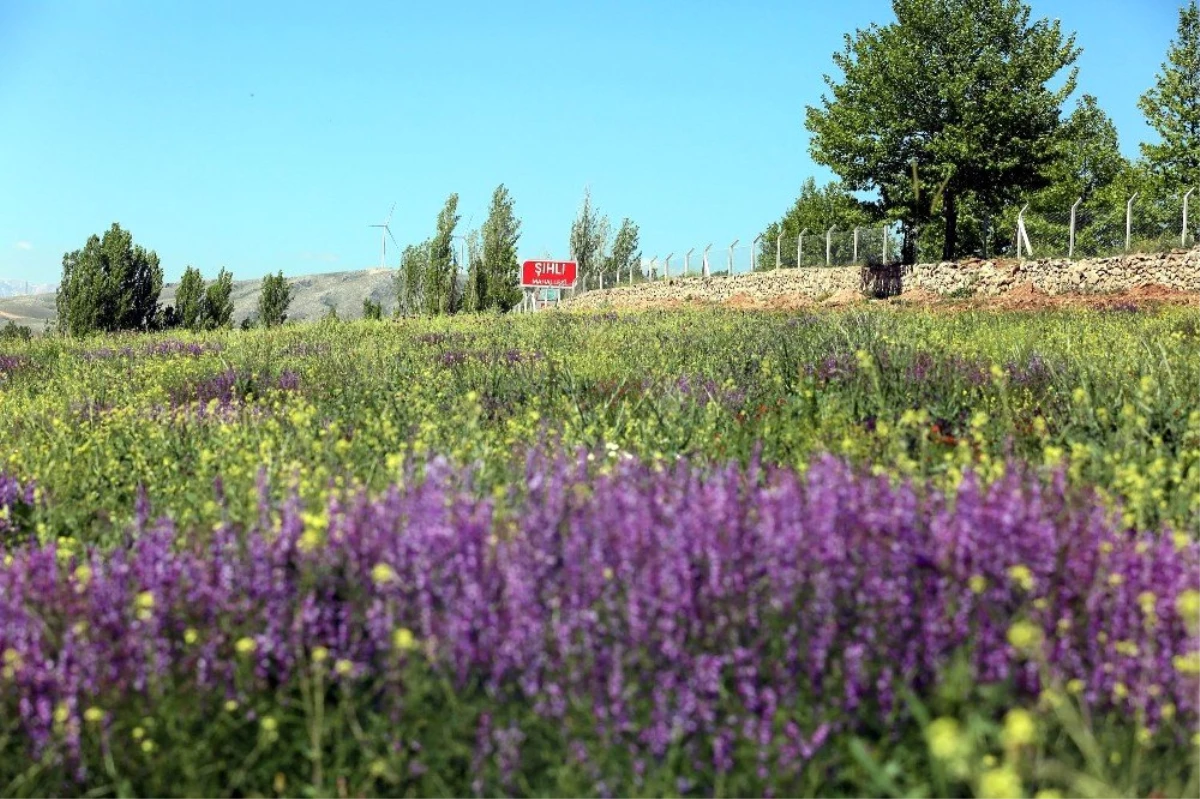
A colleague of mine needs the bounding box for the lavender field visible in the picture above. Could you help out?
[0,306,1197,796]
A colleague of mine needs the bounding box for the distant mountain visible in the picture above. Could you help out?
[0,280,57,298]
[0,268,398,332]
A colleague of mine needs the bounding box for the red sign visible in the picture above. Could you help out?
[521,260,577,288]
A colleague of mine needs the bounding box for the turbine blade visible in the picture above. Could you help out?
[385,202,395,226]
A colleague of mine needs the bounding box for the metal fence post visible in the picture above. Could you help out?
[882,223,888,264]
[798,228,806,268]
[1125,193,1138,252]
[775,234,782,270]
[703,244,712,278]
[825,226,836,266]
[853,226,859,264]
[751,234,763,271]
[728,239,739,275]
[650,256,658,281]
[1016,204,1032,259]
[1184,188,1195,247]
[1069,197,1082,258]
[664,253,673,279]
[685,248,694,277]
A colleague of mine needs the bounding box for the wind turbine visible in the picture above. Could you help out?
[369,203,398,268]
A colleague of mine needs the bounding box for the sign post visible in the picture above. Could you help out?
[521,260,578,311]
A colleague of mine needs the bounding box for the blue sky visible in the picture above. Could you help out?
[0,0,1183,286]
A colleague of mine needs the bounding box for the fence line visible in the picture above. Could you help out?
[566,190,1197,294]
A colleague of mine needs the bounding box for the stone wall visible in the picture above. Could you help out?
[908,249,1200,295]
[564,248,1200,309]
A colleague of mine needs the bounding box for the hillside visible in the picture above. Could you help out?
[0,268,397,332]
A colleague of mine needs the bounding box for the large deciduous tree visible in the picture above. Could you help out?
[1138,1,1200,195]
[805,0,1079,261]
[57,223,164,336]
[481,184,522,311]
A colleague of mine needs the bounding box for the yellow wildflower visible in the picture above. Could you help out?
[1066,678,1085,695]
[1113,682,1128,699]
[235,637,257,656]
[335,659,354,676]
[925,717,969,762]
[261,716,278,733]
[968,575,988,594]
[1007,620,1043,653]
[131,726,146,741]
[311,646,329,664]
[1176,590,1200,628]
[370,562,398,586]
[141,739,156,754]
[184,628,199,645]
[224,699,239,713]
[392,627,417,652]
[1107,573,1123,587]
[1115,641,1138,657]
[978,766,1022,799]
[83,706,104,724]
[1007,565,1034,592]
[1162,703,1176,721]
[1172,652,1200,675]
[1001,708,1037,747]
[53,702,70,725]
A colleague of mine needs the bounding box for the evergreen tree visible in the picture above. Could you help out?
[174,266,205,330]
[481,185,522,311]
[805,0,1079,261]
[1138,1,1200,194]
[57,223,164,337]
[257,271,292,328]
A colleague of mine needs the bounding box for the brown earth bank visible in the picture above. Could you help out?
[561,249,1200,313]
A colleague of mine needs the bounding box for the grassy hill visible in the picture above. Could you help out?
[0,268,398,332]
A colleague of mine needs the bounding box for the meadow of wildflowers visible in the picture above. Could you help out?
[0,306,1197,796]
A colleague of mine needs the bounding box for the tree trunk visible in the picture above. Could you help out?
[942,190,958,262]
[903,222,921,265]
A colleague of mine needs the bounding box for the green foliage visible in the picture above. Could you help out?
[362,297,383,321]
[201,267,235,330]
[56,223,164,336]
[481,184,522,311]
[806,0,1080,261]
[605,218,641,283]
[0,320,32,342]
[425,194,461,315]
[759,178,878,267]
[174,266,205,331]
[569,188,608,287]
[396,241,429,316]
[1138,1,1200,194]
[257,271,292,328]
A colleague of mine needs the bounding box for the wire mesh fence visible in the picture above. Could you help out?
[568,190,1197,294]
